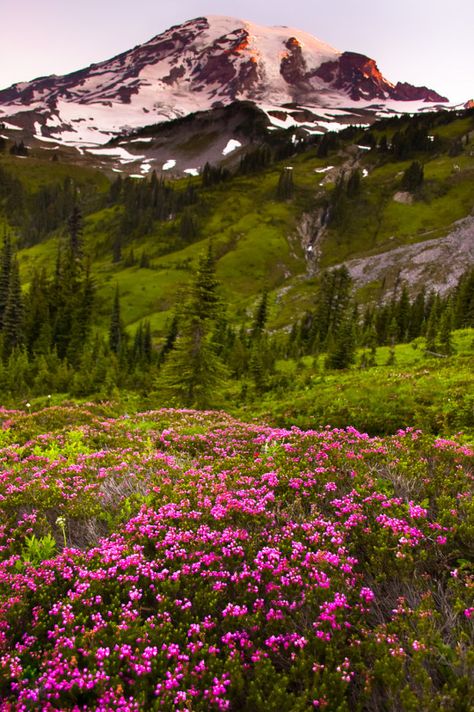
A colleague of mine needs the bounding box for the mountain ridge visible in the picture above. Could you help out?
[0,15,449,167]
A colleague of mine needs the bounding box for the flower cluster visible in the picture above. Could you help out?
[0,406,472,710]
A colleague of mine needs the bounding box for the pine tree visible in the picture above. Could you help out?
[401,161,424,192]
[0,234,12,329]
[158,314,178,365]
[325,316,356,370]
[180,209,199,243]
[24,268,51,355]
[157,245,227,407]
[396,284,411,342]
[438,305,454,355]
[276,168,294,200]
[3,258,24,357]
[109,287,126,356]
[346,169,361,198]
[454,268,474,328]
[250,291,268,340]
[68,205,83,259]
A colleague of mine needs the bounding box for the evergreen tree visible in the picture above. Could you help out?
[325,316,356,370]
[180,209,199,243]
[438,304,454,355]
[454,268,474,328]
[3,258,24,357]
[276,168,294,200]
[395,284,411,342]
[250,291,269,340]
[401,161,424,192]
[109,287,126,356]
[157,245,227,407]
[68,205,84,259]
[0,235,12,329]
[158,315,178,365]
[346,169,362,198]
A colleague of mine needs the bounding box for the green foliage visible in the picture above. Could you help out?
[157,245,228,407]
[19,533,57,566]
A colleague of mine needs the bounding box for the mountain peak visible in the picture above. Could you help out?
[0,16,449,152]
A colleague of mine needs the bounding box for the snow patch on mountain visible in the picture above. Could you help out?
[222,139,242,155]
[87,146,144,163]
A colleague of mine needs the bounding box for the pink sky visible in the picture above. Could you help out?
[1,0,472,103]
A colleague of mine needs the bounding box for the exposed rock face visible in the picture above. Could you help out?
[280,38,309,88]
[314,52,448,102]
[344,216,474,297]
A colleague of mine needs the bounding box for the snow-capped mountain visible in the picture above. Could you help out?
[0,16,450,171]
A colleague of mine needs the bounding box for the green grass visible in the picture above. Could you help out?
[0,153,109,192]
[238,331,474,438]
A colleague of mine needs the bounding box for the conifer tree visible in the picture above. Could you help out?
[158,315,178,365]
[0,234,12,329]
[401,161,424,192]
[438,304,454,355]
[109,286,126,356]
[157,245,227,407]
[250,291,269,340]
[325,316,356,370]
[68,205,84,259]
[3,258,24,357]
[276,168,294,200]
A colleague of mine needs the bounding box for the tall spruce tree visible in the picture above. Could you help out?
[0,235,12,329]
[109,286,126,356]
[3,258,24,357]
[157,244,227,407]
[68,205,84,259]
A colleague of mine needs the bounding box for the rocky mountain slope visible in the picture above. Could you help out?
[0,16,450,174]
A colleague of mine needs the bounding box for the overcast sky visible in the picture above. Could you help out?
[1,0,472,103]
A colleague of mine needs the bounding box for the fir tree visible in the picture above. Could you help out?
[0,235,12,329]
[438,304,454,355]
[157,245,227,407]
[325,316,356,370]
[3,258,24,357]
[68,205,83,259]
[402,161,424,192]
[250,291,269,340]
[109,287,126,356]
[276,168,294,200]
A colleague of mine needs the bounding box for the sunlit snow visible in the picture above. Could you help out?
[87,146,144,163]
[1,121,21,130]
[184,168,200,176]
[222,139,242,156]
[162,159,176,171]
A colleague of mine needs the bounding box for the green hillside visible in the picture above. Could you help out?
[0,107,472,428]
[0,107,471,338]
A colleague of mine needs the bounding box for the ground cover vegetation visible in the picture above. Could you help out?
[0,405,472,710]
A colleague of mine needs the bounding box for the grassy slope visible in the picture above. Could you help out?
[2,112,473,336]
[236,330,474,439]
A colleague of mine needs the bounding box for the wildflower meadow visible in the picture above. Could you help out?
[0,404,472,710]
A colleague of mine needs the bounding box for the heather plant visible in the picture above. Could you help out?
[0,407,472,710]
